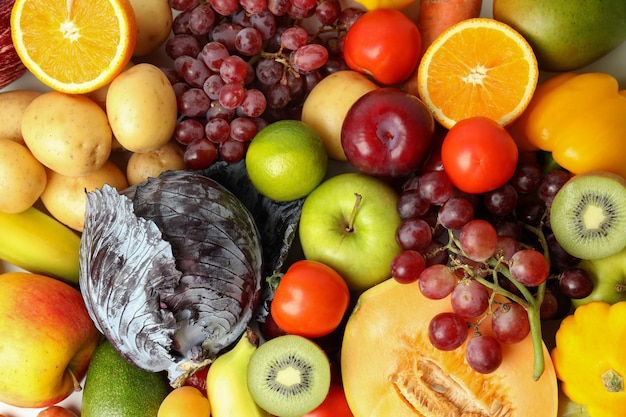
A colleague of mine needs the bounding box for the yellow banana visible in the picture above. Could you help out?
[0,206,80,285]
[206,328,271,417]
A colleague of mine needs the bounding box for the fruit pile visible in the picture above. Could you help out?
[163,0,364,169]
[1,0,626,416]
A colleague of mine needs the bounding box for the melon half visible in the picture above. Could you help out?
[341,278,558,416]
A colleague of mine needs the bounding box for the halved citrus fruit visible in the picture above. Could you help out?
[11,0,137,94]
[416,18,538,129]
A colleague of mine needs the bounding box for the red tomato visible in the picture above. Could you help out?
[270,260,350,338]
[343,9,421,85]
[441,116,519,194]
[302,383,354,417]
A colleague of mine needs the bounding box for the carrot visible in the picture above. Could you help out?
[416,0,483,55]
[402,0,482,96]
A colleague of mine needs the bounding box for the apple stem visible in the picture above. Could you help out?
[346,193,362,233]
[69,368,82,392]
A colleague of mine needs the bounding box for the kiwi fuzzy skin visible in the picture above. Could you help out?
[550,170,626,260]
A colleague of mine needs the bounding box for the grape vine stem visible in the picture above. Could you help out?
[445,228,547,381]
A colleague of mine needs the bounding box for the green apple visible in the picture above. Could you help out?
[572,246,626,307]
[0,272,101,408]
[298,172,402,291]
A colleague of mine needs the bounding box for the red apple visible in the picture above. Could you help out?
[0,272,101,408]
[0,0,27,89]
[341,88,435,178]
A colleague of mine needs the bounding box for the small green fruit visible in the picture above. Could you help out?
[82,340,171,417]
[557,389,591,417]
[573,246,626,307]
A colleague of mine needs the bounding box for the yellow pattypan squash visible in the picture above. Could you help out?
[551,301,626,416]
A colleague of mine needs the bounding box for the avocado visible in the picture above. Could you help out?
[493,0,626,71]
[81,340,172,417]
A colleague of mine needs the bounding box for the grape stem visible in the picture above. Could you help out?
[444,228,547,381]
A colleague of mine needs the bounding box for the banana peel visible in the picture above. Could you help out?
[0,206,80,285]
[206,328,270,417]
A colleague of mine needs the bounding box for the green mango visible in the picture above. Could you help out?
[572,246,626,307]
[82,340,172,417]
[493,0,626,71]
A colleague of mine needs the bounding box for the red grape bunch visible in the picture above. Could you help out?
[161,0,365,169]
[390,152,594,376]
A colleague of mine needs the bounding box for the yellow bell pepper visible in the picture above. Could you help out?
[551,301,626,417]
[508,72,626,178]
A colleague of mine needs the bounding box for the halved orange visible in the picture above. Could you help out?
[11,0,137,94]
[416,18,538,129]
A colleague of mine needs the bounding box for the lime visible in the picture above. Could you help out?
[246,120,328,201]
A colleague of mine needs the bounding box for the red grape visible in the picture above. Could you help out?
[184,139,218,169]
[491,302,530,344]
[281,27,309,50]
[539,169,572,205]
[465,334,502,374]
[509,249,550,286]
[290,44,329,73]
[418,264,457,299]
[559,268,594,299]
[428,312,468,351]
[459,219,498,262]
[483,184,518,217]
[391,250,426,284]
[419,170,453,205]
[175,118,206,145]
[396,218,432,252]
[450,279,490,319]
[438,197,474,229]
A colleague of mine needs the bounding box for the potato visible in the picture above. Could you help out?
[0,138,47,213]
[126,140,185,186]
[0,90,42,144]
[21,91,112,177]
[129,0,173,56]
[40,160,129,232]
[106,63,177,153]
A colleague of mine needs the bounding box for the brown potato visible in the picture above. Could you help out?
[40,160,129,231]
[0,89,42,144]
[106,63,177,153]
[0,138,47,213]
[129,0,173,56]
[126,140,185,186]
[21,91,112,177]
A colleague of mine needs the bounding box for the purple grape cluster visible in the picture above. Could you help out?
[161,0,365,169]
[390,150,595,375]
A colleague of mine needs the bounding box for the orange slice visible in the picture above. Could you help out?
[11,0,137,94]
[417,17,538,129]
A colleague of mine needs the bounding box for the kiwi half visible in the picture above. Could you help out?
[247,334,331,417]
[550,171,626,260]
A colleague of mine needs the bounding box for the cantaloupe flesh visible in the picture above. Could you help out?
[341,278,558,417]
